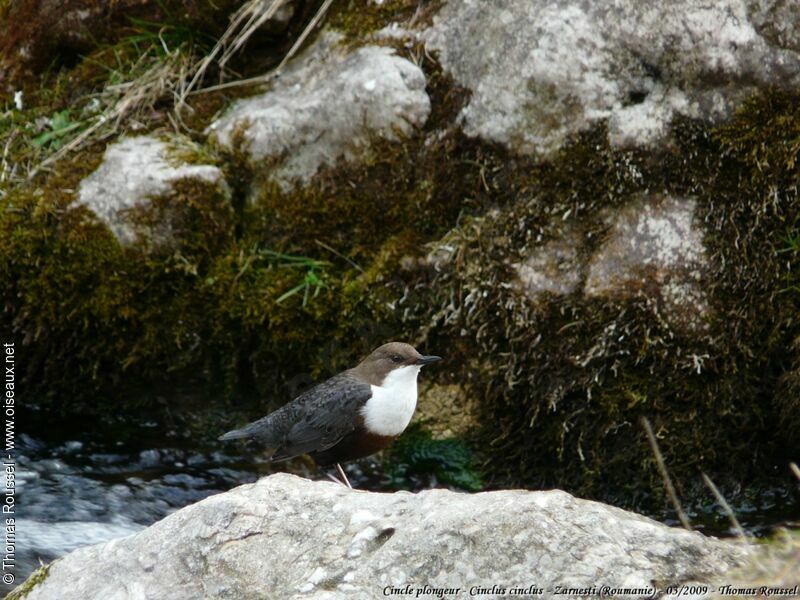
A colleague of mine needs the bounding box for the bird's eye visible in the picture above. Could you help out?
[391,354,403,363]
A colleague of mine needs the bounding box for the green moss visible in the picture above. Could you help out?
[0,37,189,187]
[1,43,498,419]
[241,55,485,259]
[329,0,443,42]
[2,149,401,411]
[397,88,800,507]
[6,564,50,600]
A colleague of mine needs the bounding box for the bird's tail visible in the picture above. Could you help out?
[219,413,281,444]
[218,427,254,442]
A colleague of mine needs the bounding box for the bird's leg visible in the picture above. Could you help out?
[336,463,353,489]
[323,464,353,488]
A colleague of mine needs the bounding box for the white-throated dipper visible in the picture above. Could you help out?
[218,342,441,488]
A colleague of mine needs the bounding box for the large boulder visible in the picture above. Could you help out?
[207,31,431,190]
[16,474,749,599]
[424,0,800,155]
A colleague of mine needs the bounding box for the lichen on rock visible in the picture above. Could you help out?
[14,474,751,600]
[585,194,710,331]
[424,0,800,154]
[512,232,584,299]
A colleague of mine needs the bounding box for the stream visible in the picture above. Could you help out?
[9,403,800,595]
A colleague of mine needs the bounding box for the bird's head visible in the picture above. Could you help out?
[354,342,441,385]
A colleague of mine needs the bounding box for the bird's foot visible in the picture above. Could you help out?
[325,471,344,485]
[324,465,353,489]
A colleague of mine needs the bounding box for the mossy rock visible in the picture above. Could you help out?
[2,0,799,515]
[415,383,479,439]
[397,89,800,506]
[0,57,475,413]
[6,564,50,600]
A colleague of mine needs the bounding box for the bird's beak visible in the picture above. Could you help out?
[416,355,442,365]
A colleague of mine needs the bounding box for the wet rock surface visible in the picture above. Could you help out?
[18,473,751,600]
[11,426,263,596]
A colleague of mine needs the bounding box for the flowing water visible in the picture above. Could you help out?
[9,403,799,596]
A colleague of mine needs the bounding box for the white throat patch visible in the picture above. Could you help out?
[361,365,421,437]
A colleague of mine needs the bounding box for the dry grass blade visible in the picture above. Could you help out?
[183,0,335,98]
[219,0,289,67]
[0,129,20,191]
[314,239,364,272]
[28,42,192,180]
[178,0,287,106]
[701,472,748,540]
[276,0,335,72]
[790,462,800,481]
[641,416,693,531]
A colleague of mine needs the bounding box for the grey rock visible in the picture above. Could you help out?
[21,473,750,599]
[512,233,583,299]
[207,31,431,189]
[424,0,800,155]
[75,135,229,246]
[586,194,710,330]
[749,0,800,52]
[511,195,710,330]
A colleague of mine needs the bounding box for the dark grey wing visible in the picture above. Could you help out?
[218,400,304,445]
[270,373,372,462]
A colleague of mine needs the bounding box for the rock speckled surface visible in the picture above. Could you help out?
[586,194,710,329]
[512,194,709,330]
[513,233,584,299]
[424,0,800,154]
[21,474,749,599]
[207,32,431,188]
[76,135,229,246]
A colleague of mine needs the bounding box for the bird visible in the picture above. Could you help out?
[218,342,441,488]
